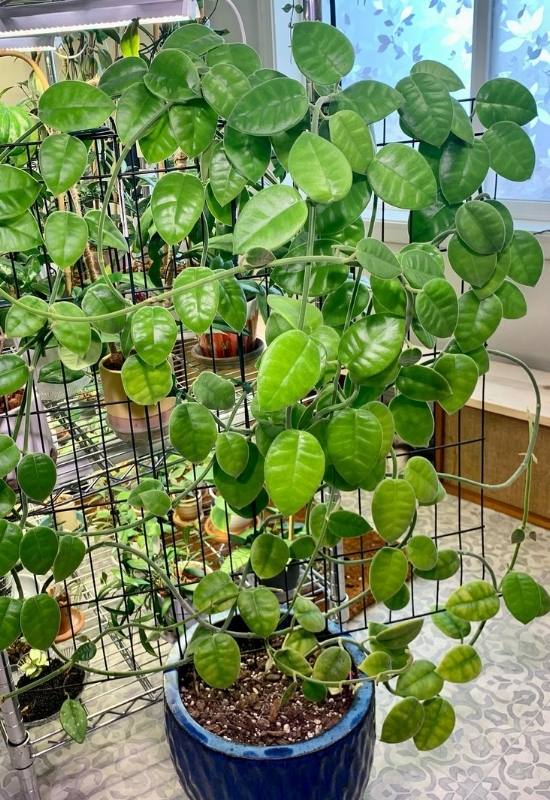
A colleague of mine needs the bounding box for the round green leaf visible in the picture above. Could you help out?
[224,126,271,183]
[446,579,500,621]
[0,597,22,650]
[415,278,458,338]
[193,371,235,411]
[0,435,20,478]
[501,571,541,625]
[475,77,537,128]
[164,22,223,55]
[60,698,88,744]
[0,165,39,221]
[292,20,354,84]
[38,80,114,132]
[455,200,506,255]
[293,595,325,633]
[434,353,479,415]
[389,395,434,448]
[364,400,394,455]
[508,230,543,287]
[194,573,239,614]
[39,134,88,195]
[274,647,312,678]
[407,536,438,572]
[483,121,535,181]
[367,143,437,210]
[250,532,289,579]
[413,697,455,751]
[327,509,372,540]
[131,306,177,367]
[400,243,444,289]
[173,266,219,334]
[98,56,148,97]
[495,281,527,320]
[121,355,172,405]
[416,550,460,581]
[288,132,352,204]
[116,81,166,145]
[439,139,489,205]
[207,42,262,76]
[233,184,307,254]
[356,238,401,279]
[19,527,58,575]
[396,73,452,147]
[403,458,439,505]
[230,77,308,135]
[327,408,383,488]
[50,302,91,357]
[448,235,497,288]
[397,365,451,402]
[411,60,464,91]
[372,478,416,543]
[256,329,321,413]
[339,314,405,383]
[169,100,217,158]
[84,209,128,251]
[359,650,392,678]
[336,79,403,125]
[431,608,471,639]
[409,196,458,243]
[450,97,474,144]
[375,618,424,650]
[5,295,48,338]
[473,247,511,300]
[169,402,216,463]
[0,354,29,395]
[396,660,444,700]
[381,697,425,743]
[81,282,128,334]
[202,63,250,118]
[215,433,249,479]
[265,429,325,517]
[329,110,374,174]
[316,175,371,235]
[144,48,199,102]
[213,443,264,510]
[313,646,351,684]
[217,276,247,330]
[151,172,204,246]
[0,211,41,254]
[454,291,502,353]
[194,632,240,689]
[17,453,56,502]
[0,521,22,576]
[436,644,482,683]
[322,279,370,325]
[53,534,86,583]
[369,547,408,602]
[384,584,411,611]
[273,241,348,298]
[44,211,88,268]
[238,587,280,637]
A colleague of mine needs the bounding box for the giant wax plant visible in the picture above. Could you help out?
[0,19,547,750]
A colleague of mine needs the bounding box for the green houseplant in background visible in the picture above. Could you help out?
[0,16,547,800]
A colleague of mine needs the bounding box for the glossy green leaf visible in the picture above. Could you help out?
[0,354,28,395]
[389,395,434,448]
[60,698,88,744]
[169,402,216,463]
[274,647,312,678]
[407,536,438,573]
[17,453,56,502]
[375,618,424,650]
[537,585,550,617]
[367,143,437,210]
[163,23,224,55]
[396,73,452,147]
[411,60,464,91]
[400,243,444,289]
[416,550,460,581]
[454,292,502,353]
[207,42,262,76]
[213,443,264,510]
[450,98,474,144]
[267,295,322,333]
[339,314,405,384]
[436,644,482,683]
[84,210,128,251]
[508,230,544,287]
[38,80,114,132]
[250,532,289,579]
[144,48,199,102]
[121,355,172,405]
[329,110,374,174]
[439,139,489,204]
[139,110,178,162]
[316,175,372,235]
[5,295,48,338]
[292,20,354,84]
[193,371,235,411]
[396,660,444,700]
[456,200,506,255]
[209,143,247,207]
[266,429,324,513]
[313,646,351,683]
[215,432,249,479]
[173,266,219,333]
[337,79,403,124]
[448,235,497,288]
[238,587,280,637]
[473,247,511,300]
[483,121,535,181]
[487,199,514,248]
[50,302,91,357]
[495,282,527,320]
[356,238,401,279]
[322,279,370,325]
[53,534,86,583]
[381,697,425,743]
[413,697,455,751]
[217,276,247,331]
[415,278,458,338]
[273,241,348,298]
[327,509,372,539]
[446,580,500,621]
[131,306,177,367]
[288,132,352,204]
[116,81,166,145]
[327,408,383,487]
[224,126,271,183]
[0,211,41,254]
[44,211,88,268]
[0,436,20,478]
[0,521,22,575]
[475,77,537,127]
[0,596,22,652]
[151,172,204,246]
[194,632,240,689]
[98,56,148,97]
[202,63,250,118]
[501,571,541,624]
[39,134,88,195]
[431,608,471,639]
[369,547,408,602]
[81,282,128,333]
[397,365,451,402]
[372,478,416,543]
[169,100,217,158]
[359,651,392,678]
[230,77,308,135]
[284,629,317,657]
[293,595,325,633]
[256,329,320,413]
[19,527,58,574]
[194,573,239,614]
[233,184,307,254]
[403,458,440,505]
[433,353,478,415]
[409,195,458,243]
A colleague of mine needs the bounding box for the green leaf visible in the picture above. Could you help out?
[0,521,21,575]
[359,651,393,678]
[131,306,177,367]
[238,587,280,637]
[508,231,544,287]
[21,593,61,650]
[403,458,439,505]
[144,48,199,102]
[0,354,28,395]
[322,279,370,325]
[303,680,327,703]
[407,536,438,572]
[273,242,348,299]
[501,571,541,624]
[400,243,444,289]
[372,478,416,543]
[483,121,535,181]
[20,527,58,575]
[169,403,216,463]
[396,73,452,147]
[284,629,318,657]
[454,292,502,352]
[38,80,114,132]
[216,276,247,330]
[389,395,434,448]
[98,56,148,97]
[193,371,235,411]
[327,509,372,539]
[266,296,321,334]
[396,660,444,700]
[473,247,511,300]
[213,443,264,510]
[450,98,474,144]
[173,266,219,334]
[163,22,224,55]
[496,281,527,320]
[413,697,455,751]
[288,132,352,204]
[44,211,88,268]
[121,355,172,405]
[455,200,506,255]
[369,547,408,602]
[329,110,374,174]
[5,295,47,338]
[0,211,41,254]
[381,697,425,743]
[84,209,128,251]
[215,432,249,478]
[151,172,204,246]
[194,572,239,613]
[292,20,354,84]
[327,408,383,488]
[316,174,371,235]
[265,429,324,517]
[356,238,401,279]
[313,646,351,683]
[397,365,451,402]
[127,478,162,509]
[250,533,289,579]
[209,143,247,207]
[415,278,458,338]
[337,80,403,124]
[274,647,312,678]
[60,698,87,744]
[375,618,424,650]
[367,143,437,209]
[139,114,178,163]
[39,134,88,195]
[0,597,22,650]
[207,42,262,76]
[409,195,458,243]
[293,595,325,633]
[50,302,91,357]
[169,100,217,158]
[434,353,479,415]
[0,435,20,478]
[17,453,56,503]
[81,282,128,333]
[475,77,537,127]
[448,235,497,287]
[416,550,460,581]
[53,534,86,582]
[233,185,307,254]
[364,400,394,455]
[446,580,500,621]
[439,139,489,204]
[230,77,308,135]
[431,608,471,639]
[224,126,271,183]
[116,81,166,144]
[202,63,250,118]
[256,330,320,413]
[339,314,405,383]
[411,60,464,91]
[0,164,39,221]
[537,585,550,617]
[194,632,240,689]
[436,644,482,683]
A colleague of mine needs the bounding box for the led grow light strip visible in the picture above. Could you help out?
[0,34,55,51]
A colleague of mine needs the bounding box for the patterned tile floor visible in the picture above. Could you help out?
[1,498,549,800]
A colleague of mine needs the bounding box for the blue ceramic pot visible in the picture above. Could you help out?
[164,623,375,800]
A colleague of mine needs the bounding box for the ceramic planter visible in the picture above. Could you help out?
[196,298,262,361]
[31,345,89,404]
[164,618,375,800]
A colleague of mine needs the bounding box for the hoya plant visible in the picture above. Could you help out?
[0,19,546,751]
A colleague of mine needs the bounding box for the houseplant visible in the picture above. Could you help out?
[0,17,547,800]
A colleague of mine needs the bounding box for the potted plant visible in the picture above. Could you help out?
[0,18,547,800]
[15,648,86,727]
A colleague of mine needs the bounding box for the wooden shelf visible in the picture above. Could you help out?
[467,359,550,427]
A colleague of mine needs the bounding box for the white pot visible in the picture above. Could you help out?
[30,346,89,404]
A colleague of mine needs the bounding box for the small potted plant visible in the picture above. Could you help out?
[16,649,85,726]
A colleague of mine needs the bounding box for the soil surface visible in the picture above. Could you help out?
[16,659,85,723]
[179,641,356,746]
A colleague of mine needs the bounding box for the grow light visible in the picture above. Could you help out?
[0,33,55,50]
[0,0,196,38]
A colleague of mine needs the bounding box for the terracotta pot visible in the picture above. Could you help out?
[0,394,56,484]
[99,355,175,445]
[174,495,202,524]
[48,590,86,643]
[197,298,259,358]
